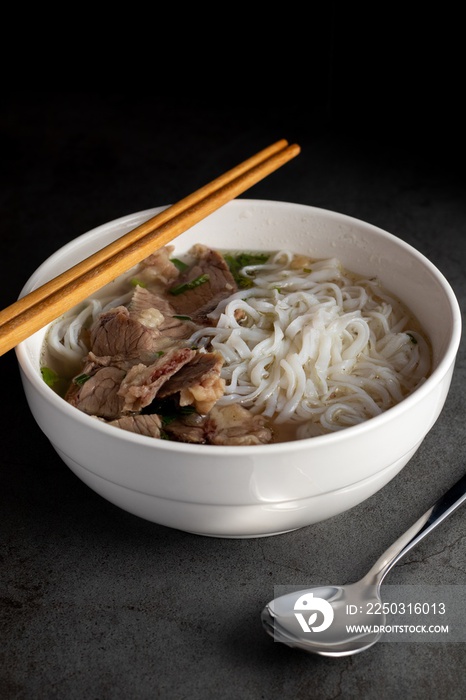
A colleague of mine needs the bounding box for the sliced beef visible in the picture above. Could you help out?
[89,287,196,361]
[157,351,225,414]
[118,346,197,413]
[161,404,207,444]
[67,366,127,420]
[204,404,273,445]
[66,346,197,419]
[81,350,146,373]
[163,418,206,444]
[107,413,163,438]
[163,403,273,445]
[130,286,196,341]
[62,244,277,447]
[129,285,175,323]
[167,244,237,323]
[139,245,180,286]
[89,305,162,358]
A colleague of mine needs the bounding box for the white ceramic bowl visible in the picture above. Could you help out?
[15,200,462,538]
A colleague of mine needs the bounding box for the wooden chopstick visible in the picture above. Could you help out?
[0,139,300,356]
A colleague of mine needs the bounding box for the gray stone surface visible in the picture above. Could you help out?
[1,88,465,699]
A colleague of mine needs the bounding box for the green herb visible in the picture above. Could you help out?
[161,405,196,426]
[41,367,59,388]
[224,252,270,289]
[169,273,210,296]
[179,406,196,415]
[170,258,189,272]
[130,278,147,288]
[74,373,91,386]
[173,315,192,321]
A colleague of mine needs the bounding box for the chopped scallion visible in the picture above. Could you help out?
[74,373,91,386]
[169,274,210,296]
[170,258,189,272]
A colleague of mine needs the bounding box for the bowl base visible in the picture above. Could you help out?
[54,444,419,538]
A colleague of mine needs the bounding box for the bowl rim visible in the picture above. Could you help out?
[15,199,463,455]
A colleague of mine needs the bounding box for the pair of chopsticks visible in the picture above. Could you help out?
[0,139,300,357]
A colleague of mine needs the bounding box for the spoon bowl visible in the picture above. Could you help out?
[262,472,466,656]
[262,584,385,657]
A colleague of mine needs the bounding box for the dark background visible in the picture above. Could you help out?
[1,18,465,700]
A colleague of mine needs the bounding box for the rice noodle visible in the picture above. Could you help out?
[189,250,431,436]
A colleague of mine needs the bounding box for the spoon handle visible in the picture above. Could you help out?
[362,472,466,587]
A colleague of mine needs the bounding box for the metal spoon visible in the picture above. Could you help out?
[261,472,466,657]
